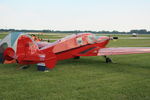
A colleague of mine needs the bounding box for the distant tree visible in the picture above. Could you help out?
[0,28,149,34]
[130,29,147,34]
[111,30,119,34]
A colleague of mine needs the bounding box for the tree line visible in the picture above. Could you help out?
[0,29,150,34]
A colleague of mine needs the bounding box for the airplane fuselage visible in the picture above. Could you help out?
[50,33,110,60]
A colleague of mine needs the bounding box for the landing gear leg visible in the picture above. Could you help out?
[104,56,112,63]
[74,56,80,59]
[16,64,30,70]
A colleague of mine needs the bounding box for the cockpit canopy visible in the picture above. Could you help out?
[76,33,109,46]
[76,33,104,45]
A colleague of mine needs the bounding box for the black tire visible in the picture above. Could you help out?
[74,56,80,59]
[106,57,112,63]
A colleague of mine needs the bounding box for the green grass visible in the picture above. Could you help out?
[38,34,150,40]
[98,34,150,37]
[0,34,8,39]
[38,35,64,39]
[107,39,150,47]
[0,33,150,100]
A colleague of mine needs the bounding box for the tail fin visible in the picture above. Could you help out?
[16,35,41,64]
[16,34,57,69]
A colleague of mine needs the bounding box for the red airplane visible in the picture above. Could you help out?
[0,32,150,69]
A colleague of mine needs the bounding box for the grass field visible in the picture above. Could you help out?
[0,33,150,100]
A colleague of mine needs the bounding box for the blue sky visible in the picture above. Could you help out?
[0,0,150,31]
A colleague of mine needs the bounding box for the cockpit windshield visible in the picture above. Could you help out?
[87,35,94,43]
[87,34,105,43]
[95,36,101,40]
[87,34,100,43]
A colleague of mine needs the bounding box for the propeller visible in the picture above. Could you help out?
[109,36,118,41]
[112,37,118,39]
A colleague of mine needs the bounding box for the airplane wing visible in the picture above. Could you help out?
[98,47,150,56]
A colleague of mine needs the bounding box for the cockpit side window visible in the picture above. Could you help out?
[76,37,83,45]
[95,36,100,40]
[87,35,94,44]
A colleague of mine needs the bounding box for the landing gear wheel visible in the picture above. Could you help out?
[104,56,112,63]
[74,56,80,59]
[106,57,112,63]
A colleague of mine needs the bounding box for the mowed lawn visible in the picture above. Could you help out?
[0,33,150,100]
